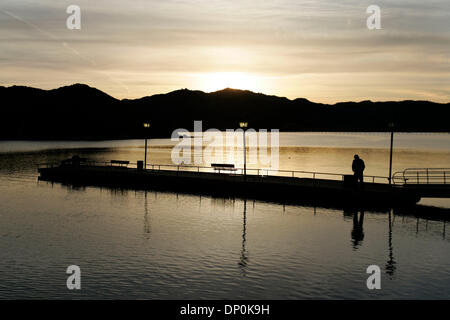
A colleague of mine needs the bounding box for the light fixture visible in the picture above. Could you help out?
[143,122,151,170]
[239,122,248,177]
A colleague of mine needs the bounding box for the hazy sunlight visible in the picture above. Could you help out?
[196,72,262,92]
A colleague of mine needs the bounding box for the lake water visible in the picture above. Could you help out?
[1,133,450,299]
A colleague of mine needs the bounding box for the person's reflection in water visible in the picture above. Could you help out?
[386,209,396,277]
[143,190,151,238]
[351,210,365,249]
[444,221,446,240]
[238,199,249,277]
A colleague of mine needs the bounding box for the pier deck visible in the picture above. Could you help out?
[38,160,424,207]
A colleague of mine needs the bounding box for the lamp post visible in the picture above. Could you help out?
[143,122,151,170]
[388,122,394,185]
[239,122,248,176]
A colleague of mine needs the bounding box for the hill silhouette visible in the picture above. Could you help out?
[0,84,449,140]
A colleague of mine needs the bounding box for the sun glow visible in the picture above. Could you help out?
[196,72,262,92]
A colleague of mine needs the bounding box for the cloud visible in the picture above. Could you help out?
[0,0,448,102]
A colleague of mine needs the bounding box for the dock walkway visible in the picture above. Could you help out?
[38,160,427,207]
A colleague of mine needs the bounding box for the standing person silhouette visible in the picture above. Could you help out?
[352,155,365,187]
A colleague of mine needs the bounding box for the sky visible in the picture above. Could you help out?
[0,0,449,103]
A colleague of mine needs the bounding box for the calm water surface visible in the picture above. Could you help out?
[0,133,449,299]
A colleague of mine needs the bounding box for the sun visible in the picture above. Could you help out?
[196,72,261,92]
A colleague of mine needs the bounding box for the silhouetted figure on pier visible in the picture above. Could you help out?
[352,155,365,187]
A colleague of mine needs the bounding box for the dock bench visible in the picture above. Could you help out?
[211,163,237,173]
[110,160,130,167]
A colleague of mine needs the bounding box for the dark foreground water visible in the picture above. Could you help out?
[1,133,450,299]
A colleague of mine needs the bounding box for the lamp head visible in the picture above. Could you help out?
[239,122,248,128]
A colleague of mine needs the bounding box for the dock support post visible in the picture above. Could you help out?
[144,138,148,170]
[388,123,394,185]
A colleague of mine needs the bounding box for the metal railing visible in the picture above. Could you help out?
[392,168,450,185]
[38,160,389,184]
[38,159,116,169]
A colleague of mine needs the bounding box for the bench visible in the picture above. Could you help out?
[61,156,88,166]
[211,163,237,173]
[110,160,130,167]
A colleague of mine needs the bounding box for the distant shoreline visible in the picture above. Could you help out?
[1,130,449,142]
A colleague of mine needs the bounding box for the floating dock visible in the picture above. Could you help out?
[37,159,430,208]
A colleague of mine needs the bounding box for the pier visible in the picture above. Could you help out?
[36,158,450,208]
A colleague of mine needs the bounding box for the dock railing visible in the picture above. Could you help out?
[393,168,450,185]
[38,160,389,184]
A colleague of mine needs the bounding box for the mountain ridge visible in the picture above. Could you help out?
[1,83,445,106]
[0,83,449,140]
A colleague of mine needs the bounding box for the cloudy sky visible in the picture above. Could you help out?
[0,0,449,102]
